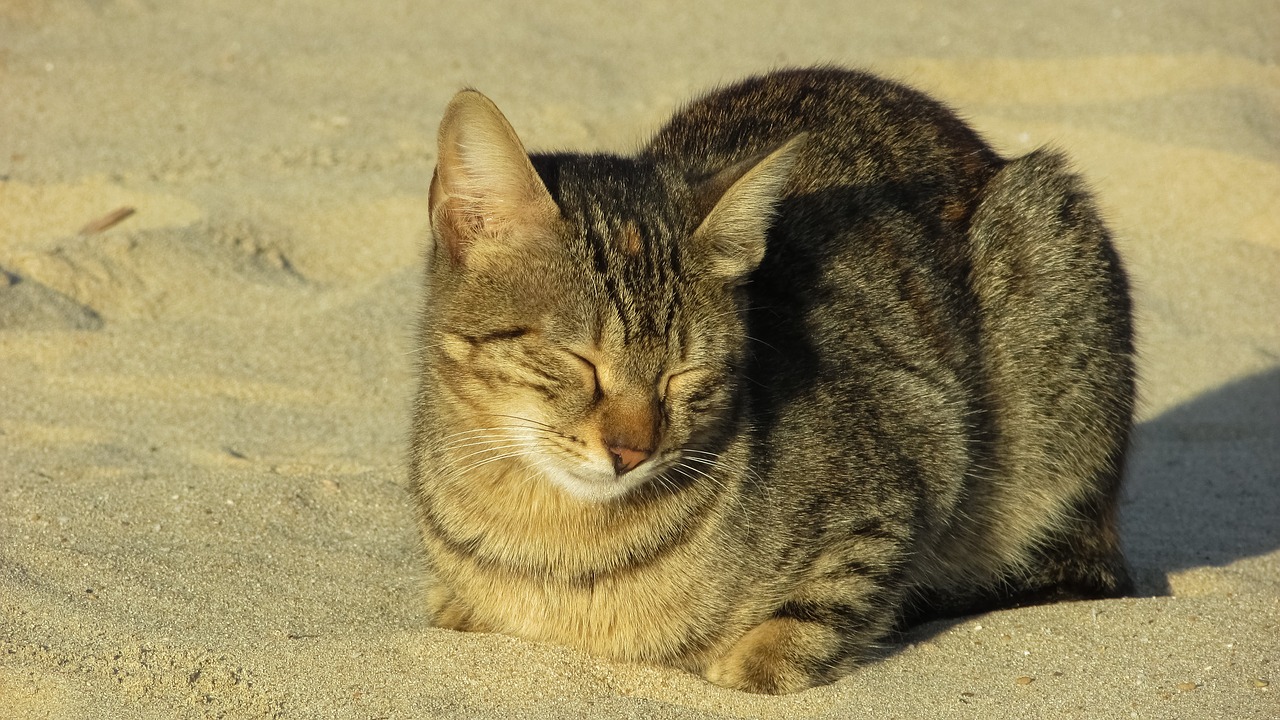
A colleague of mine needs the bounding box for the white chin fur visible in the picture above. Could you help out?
[542,465,645,503]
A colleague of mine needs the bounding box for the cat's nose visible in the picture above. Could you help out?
[607,444,651,474]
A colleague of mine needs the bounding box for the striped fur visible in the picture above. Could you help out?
[410,67,1134,694]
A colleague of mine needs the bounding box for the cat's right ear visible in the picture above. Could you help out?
[690,134,807,281]
[428,90,559,269]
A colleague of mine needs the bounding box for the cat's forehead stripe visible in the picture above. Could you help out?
[576,211,682,346]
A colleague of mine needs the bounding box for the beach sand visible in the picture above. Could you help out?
[2,1,1277,717]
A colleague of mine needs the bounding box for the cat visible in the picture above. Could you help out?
[409,66,1135,694]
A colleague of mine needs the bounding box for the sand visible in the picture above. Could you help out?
[2,0,1277,717]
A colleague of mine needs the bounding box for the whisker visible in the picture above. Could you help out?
[433,425,526,442]
[744,334,781,354]
[438,448,546,486]
[491,413,561,432]
[664,464,700,491]
[440,436,533,454]
[433,424,561,443]
[445,441,546,466]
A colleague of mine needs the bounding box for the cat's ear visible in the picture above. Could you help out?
[429,90,559,268]
[690,134,807,280]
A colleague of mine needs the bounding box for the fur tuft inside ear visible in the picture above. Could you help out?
[429,90,559,267]
[690,134,807,280]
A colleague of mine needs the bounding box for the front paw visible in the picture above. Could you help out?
[705,618,840,694]
[426,584,475,631]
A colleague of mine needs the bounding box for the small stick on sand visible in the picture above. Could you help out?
[79,206,136,235]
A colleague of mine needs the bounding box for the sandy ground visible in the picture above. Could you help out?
[2,1,1277,717]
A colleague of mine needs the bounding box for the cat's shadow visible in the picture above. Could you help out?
[1123,365,1280,593]
[899,365,1280,644]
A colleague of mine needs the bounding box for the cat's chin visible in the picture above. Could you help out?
[539,464,649,504]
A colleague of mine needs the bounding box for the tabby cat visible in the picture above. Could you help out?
[410,67,1134,694]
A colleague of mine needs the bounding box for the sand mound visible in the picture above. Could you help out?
[0,268,103,330]
[3,218,309,322]
[0,177,314,323]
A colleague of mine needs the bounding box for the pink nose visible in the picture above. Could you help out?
[607,444,651,474]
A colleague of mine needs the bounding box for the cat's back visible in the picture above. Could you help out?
[645,67,1001,201]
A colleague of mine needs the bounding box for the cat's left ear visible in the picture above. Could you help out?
[690,134,807,280]
[428,90,560,269]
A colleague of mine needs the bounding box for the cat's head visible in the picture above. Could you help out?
[422,89,802,503]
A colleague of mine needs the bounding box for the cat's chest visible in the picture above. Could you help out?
[444,546,731,665]
[423,461,756,663]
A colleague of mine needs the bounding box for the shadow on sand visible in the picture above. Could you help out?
[1123,365,1280,594]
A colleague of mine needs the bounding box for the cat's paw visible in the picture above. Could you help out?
[704,618,839,694]
[426,584,476,631]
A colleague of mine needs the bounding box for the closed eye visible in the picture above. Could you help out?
[662,368,694,401]
[567,351,599,396]
[461,327,532,344]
